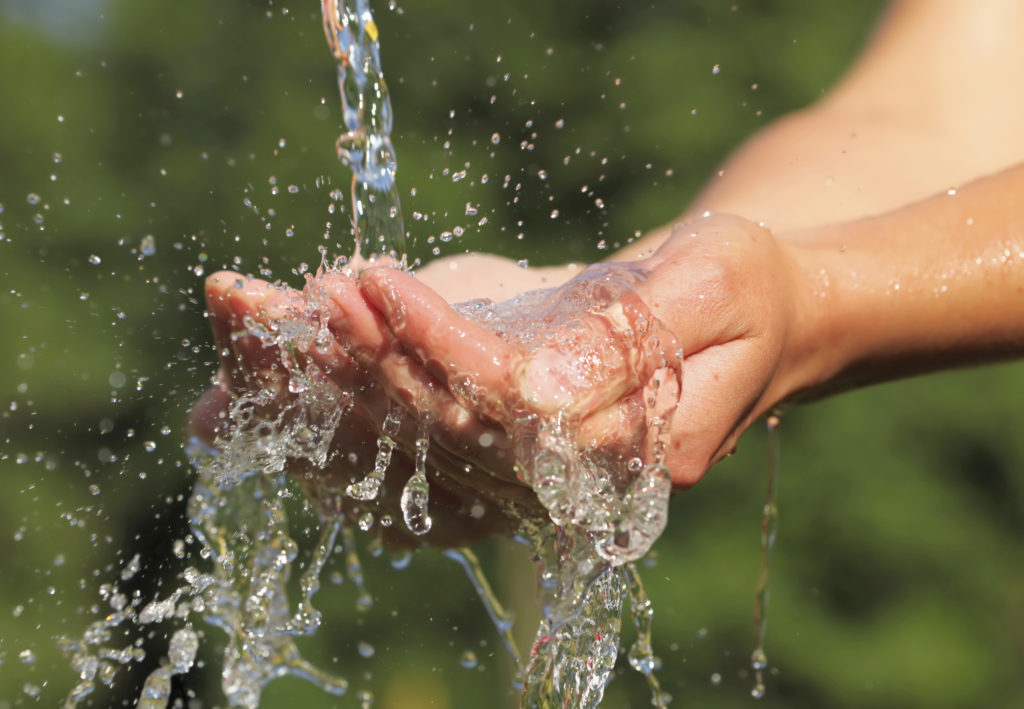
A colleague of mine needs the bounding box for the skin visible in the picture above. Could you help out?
[189,0,1024,536]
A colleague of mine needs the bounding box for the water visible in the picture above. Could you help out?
[57,3,681,706]
[321,0,407,262]
[400,422,433,535]
[454,282,678,708]
[322,4,684,700]
[59,276,678,707]
[346,406,402,500]
[751,412,782,700]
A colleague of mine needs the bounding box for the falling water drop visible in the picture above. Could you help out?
[400,423,432,535]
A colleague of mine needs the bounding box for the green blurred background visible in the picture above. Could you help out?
[2,0,1023,706]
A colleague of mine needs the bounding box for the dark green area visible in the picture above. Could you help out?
[2,0,1022,707]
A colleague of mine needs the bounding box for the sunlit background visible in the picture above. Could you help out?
[2,0,1023,707]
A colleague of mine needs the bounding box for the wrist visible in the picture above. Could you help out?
[768,237,852,407]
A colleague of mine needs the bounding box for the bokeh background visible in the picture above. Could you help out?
[2,0,1023,707]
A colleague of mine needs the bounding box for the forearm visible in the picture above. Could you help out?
[785,162,1024,402]
[616,0,1024,261]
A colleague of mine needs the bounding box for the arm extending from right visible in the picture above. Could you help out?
[634,162,1024,484]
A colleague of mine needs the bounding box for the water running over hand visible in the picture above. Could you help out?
[62,4,682,707]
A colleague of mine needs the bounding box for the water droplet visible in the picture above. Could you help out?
[401,472,432,535]
[118,554,141,582]
[712,64,721,75]
[751,647,767,670]
[168,628,198,672]
[140,234,156,256]
[491,133,500,145]
[26,193,40,205]
[18,648,36,665]
[459,650,478,669]
[389,549,412,570]
[88,254,101,265]
[357,641,375,658]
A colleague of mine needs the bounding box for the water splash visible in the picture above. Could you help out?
[443,547,522,668]
[347,405,403,500]
[60,324,356,707]
[60,5,683,705]
[136,628,199,708]
[453,272,682,707]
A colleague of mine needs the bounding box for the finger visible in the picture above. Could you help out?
[184,379,232,447]
[317,272,517,477]
[573,362,680,462]
[300,273,387,394]
[359,266,518,422]
[576,390,647,462]
[204,272,304,392]
[662,341,769,488]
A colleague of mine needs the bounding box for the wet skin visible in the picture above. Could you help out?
[188,270,540,549]
[189,213,808,531]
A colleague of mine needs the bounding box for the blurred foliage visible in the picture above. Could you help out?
[1,0,1022,707]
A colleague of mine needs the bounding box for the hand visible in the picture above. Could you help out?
[186,267,548,549]
[353,214,814,488]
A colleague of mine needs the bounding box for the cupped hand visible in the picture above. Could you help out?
[354,214,814,488]
[186,267,547,550]
[188,210,815,548]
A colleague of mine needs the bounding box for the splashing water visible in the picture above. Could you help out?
[346,405,402,500]
[454,279,678,708]
[61,4,681,707]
